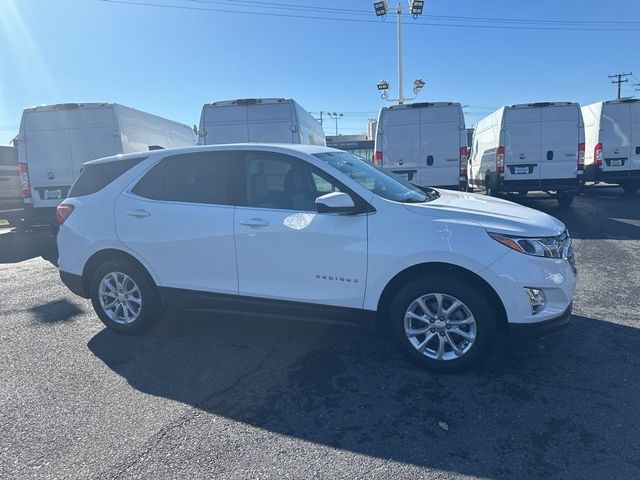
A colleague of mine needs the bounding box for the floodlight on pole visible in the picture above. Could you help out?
[374,1,387,17]
[326,112,343,136]
[377,80,390,91]
[373,1,426,105]
[409,0,424,16]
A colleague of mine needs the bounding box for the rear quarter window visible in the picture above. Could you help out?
[68,157,146,197]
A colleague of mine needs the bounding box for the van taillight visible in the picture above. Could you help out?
[578,143,585,172]
[459,146,468,176]
[18,162,31,198]
[594,143,603,166]
[56,204,74,225]
[374,151,383,166]
[496,146,505,175]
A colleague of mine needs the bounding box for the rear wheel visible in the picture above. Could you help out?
[389,276,497,372]
[90,259,161,333]
[621,181,640,195]
[556,191,574,207]
[485,176,496,197]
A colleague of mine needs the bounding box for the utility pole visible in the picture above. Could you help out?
[609,72,632,99]
[326,112,343,136]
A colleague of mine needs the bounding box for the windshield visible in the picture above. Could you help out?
[314,151,437,203]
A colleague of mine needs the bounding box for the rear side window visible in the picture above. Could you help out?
[69,157,146,197]
[132,152,231,205]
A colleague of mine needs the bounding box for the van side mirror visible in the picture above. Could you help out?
[315,192,357,214]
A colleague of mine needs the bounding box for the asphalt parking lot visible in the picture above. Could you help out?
[1,187,639,480]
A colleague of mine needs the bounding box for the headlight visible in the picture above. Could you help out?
[489,232,568,259]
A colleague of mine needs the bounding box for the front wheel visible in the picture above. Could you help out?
[389,277,498,372]
[90,259,161,333]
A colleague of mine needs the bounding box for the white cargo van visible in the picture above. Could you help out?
[198,98,325,146]
[373,102,468,190]
[581,99,640,194]
[468,102,584,206]
[15,103,196,224]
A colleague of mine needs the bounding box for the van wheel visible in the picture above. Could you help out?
[621,181,640,195]
[556,191,574,207]
[389,276,497,372]
[485,176,496,196]
[90,259,161,333]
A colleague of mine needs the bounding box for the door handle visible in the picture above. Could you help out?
[240,218,269,227]
[547,150,554,160]
[126,209,151,218]
[426,155,434,166]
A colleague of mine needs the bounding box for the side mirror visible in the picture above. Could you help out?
[315,192,357,214]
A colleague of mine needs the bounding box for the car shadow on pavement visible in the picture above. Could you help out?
[503,187,640,240]
[88,312,640,479]
[29,299,83,324]
[0,227,58,265]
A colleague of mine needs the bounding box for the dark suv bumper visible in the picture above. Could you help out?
[509,304,572,341]
[59,270,88,298]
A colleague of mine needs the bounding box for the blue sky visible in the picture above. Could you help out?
[1,0,639,143]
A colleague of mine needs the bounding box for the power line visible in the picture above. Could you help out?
[98,1,640,31]
[187,0,640,26]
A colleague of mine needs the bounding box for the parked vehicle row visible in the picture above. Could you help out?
[56,144,576,372]
[373,98,640,206]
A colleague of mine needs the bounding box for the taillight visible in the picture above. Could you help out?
[18,162,31,198]
[374,151,383,166]
[496,146,505,175]
[578,143,585,172]
[594,143,603,166]
[459,146,468,176]
[56,204,74,225]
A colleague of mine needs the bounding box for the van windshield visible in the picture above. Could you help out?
[314,151,436,203]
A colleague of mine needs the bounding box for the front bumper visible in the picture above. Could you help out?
[509,303,572,341]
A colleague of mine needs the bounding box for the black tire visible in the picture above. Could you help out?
[389,276,498,372]
[485,176,496,197]
[90,259,161,333]
[556,191,574,207]
[621,181,640,195]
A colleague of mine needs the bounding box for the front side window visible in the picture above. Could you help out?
[244,153,339,211]
[132,152,231,205]
[314,151,435,203]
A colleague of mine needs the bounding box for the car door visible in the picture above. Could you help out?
[115,151,239,295]
[234,151,368,313]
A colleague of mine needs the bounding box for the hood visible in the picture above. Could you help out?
[404,189,566,237]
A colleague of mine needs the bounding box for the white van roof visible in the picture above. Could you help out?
[505,101,579,109]
[205,98,291,107]
[602,98,640,105]
[24,102,113,112]
[381,102,461,112]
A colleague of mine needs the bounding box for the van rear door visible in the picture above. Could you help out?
[67,107,120,180]
[503,108,541,184]
[540,105,579,181]
[247,102,295,143]
[202,105,249,144]
[24,109,73,190]
[379,108,421,183]
[600,102,632,173]
[420,106,460,188]
[628,102,640,173]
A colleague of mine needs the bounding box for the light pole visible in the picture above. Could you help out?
[327,112,343,136]
[374,1,426,104]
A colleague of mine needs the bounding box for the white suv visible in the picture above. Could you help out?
[56,144,576,372]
